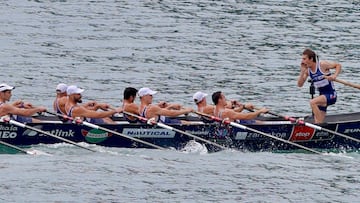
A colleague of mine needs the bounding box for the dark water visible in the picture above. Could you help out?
[1,0,360,202]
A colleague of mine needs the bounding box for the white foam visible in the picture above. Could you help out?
[181,140,208,154]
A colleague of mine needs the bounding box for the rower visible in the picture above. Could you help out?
[64,85,122,124]
[122,87,140,123]
[138,87,193,124]
[53,83,68,115]
[193,91,256,123]
[212,91,268,124]
[0,83,47,123]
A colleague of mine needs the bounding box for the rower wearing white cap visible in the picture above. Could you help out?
[0,83,47,123]
[138,87,193,124]
[53,83,68,115]
[64,85,122,124]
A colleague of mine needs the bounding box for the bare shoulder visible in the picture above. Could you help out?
[59,97,68,103]
[203,105,215,114]
[320,60,339,69]
[149,104,161,112]
[124,103,139,112]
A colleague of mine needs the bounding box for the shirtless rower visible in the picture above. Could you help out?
[212,91,268,123]
[122,87,140,123]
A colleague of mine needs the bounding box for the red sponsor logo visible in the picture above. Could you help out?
[290,126,315,141]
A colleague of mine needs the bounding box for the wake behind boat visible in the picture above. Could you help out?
[1,112,360,153]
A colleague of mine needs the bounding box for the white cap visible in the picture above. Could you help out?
[56,83,68,93]
[0,83,15,92]
[138,87,157,97]
[193,91,208,103]
[66,85,84,95]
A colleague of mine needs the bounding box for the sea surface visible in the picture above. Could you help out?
[0,0,360,202]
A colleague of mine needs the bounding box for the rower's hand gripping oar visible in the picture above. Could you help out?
[47,111,165,150]
[194,111,322,154]
[4,117,97,152]
[258,109,360,144]
[123,111,228,150]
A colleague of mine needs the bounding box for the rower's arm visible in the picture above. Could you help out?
[74,106,119,118]
[297,63,308,87]
[321,60,341,80]
[5,104,46,117]
[152,106,193,118]
[228,109,265,121]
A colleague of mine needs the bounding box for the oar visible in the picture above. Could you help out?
[46,111,165,150]
[334,78,360,90]
[257,109,360,144]
[0,140,35,155]
[123,111,228,150]
[5,118,96,152]
[195,111,322,154]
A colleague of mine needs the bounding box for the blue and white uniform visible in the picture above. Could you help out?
[308,61,337,112]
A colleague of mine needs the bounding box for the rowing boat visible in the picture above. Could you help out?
[1,112,360,152]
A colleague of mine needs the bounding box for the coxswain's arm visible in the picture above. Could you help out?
[321,60,342,81]
[297,63,309,87]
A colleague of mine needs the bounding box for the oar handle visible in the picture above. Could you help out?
[122,111,149,123]
[194,111,222,122]
[46,111,74,121]
[252,107,298,122]
[334,78,360,90]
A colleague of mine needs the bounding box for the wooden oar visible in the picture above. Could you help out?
[334,78,360,90]
[6,118,96,152]
[0,140,35,155]
[256,108,360,144]
[195,111,322,154]
[47,111,165,150]
[123,111,228,150]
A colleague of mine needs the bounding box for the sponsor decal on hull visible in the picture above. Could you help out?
[290,126,315,141]
[123,128,175,138]
[23,126,76,138]
[344,128,360,134]
[0,124,18,139]
[235,131,287,140]
[81,129,111,143]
